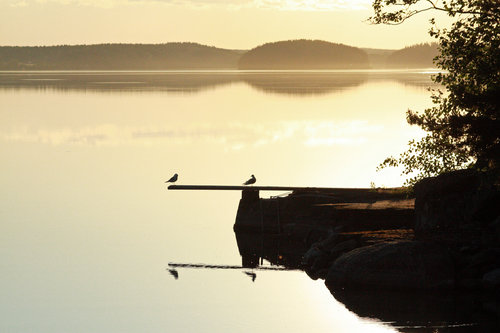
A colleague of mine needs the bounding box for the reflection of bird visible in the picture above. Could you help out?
[167,268,179,280]
[243,174,256,185]
[243,271,256,282]
[165,173,178,184]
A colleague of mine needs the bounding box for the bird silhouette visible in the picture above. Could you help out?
[167,268,179,280]
[243,174,256,185]
[165,173,178,184]
[243,271,257,282]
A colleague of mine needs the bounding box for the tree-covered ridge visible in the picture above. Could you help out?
[0,41,440,70]
[238,40,370,70]
[386,42,438,68]
[0,43,242,70]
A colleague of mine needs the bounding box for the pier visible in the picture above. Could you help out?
[168,184,414,233]
[168,184,380,201]
[168,185,374,192]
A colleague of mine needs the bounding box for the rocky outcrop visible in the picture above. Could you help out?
[413,169,499,242]
[315,170,500,293]
[302,234,361,280]
[301,228,413,280]
[235,169,499,296]
[286,169,500,328]
[483,268,500,290]
[325,240,455,290]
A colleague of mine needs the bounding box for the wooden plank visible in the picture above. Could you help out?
[168,184,374,192]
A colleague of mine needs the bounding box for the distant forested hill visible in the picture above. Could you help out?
[238,40,370,70]
[0,43,242,70]
[385,43,439,68]
[362,48,396,68]
[0,41,439,70]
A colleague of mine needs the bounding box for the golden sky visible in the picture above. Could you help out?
[0,0,446,49]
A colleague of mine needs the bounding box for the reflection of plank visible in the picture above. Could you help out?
[168,262,297,271]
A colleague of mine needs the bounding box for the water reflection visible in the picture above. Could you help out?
[358,70,442,90]
[0,72,239,93]
[166,261,296,284]
[241,72,366,95]
[233,228,499,332]
[0,71,439,96]
[236,232,310,269]
[1,70,451,333]
[330,289,498,332]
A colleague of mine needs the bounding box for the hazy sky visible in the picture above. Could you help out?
[0,0,448,49]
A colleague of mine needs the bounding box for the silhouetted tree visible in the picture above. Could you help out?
[373,0,500,184]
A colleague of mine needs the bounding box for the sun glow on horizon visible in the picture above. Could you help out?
[0,0,437,50]
[254,0,372,11]
[7,0,372,11]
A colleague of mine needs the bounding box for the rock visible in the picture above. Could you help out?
[490,216,500,229]
[482,268,500,290]
[486,216,500,245]
[315,232,340,249]
[301,245,325,267]
[473,191,500,226]
[413,169,499,242]
[413,169,481,238]
[495,217,500,242]
[329,239,358,255]
[303,242,334,280]
[464,248,500,277]
[456,278,482,290]
[308,256,331,280]
[303,236,362,280]
[482,300,500,317]
[326,240,455,291]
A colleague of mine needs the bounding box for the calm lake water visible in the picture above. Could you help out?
[1,70,484,332]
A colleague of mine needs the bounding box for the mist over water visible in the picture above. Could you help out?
[1,70,461,333]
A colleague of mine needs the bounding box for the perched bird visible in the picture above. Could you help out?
[165,173,178,184]
[243,271,257,282]
[167,268,179,280]
[243,174,256,185]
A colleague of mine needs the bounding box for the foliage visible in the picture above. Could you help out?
[372,0,500,185]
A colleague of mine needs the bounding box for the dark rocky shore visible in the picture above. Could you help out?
[303,170,500,292]
[298,169,500,327]
[234,169,500,326]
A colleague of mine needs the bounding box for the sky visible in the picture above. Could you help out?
[0,0,448,50]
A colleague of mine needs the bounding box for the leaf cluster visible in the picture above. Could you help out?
[370,0,500,25]
[373,0,500,185]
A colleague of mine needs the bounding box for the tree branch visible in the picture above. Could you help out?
[370,0,500,25]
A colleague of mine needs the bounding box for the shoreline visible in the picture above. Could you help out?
[233,169,500,295]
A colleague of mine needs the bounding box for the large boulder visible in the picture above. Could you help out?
[413,169,499,240]
[326,240,455,290]
[483,268,500,290]
[302,237,360,280]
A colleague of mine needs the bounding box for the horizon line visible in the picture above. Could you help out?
[0,39,436,51]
